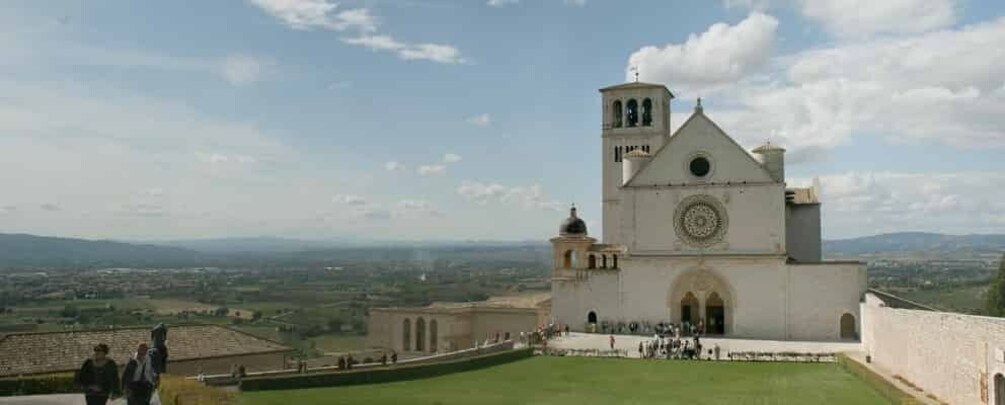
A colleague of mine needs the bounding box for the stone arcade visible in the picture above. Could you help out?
[549,81,866,341]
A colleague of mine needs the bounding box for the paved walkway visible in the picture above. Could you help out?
[548,332,863,358]
[0,395,128,405]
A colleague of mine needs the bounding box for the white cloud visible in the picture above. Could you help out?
[797,0,955,38]
[466,113,491,127]
[487,0,519,7]
[703,16,1005,157]
[39,203,61,212]
[333,194,368,206]
[249,0,377,32]
[384,161,405,171]
[627,13,778,91]
[790,172,1005,237]
[563,0,586,6]
[443,153,463,163]
[341,35,466,64]
[395,199,444,217]
[220,54,263,85]
[457,181,562,211]
[417,164,447,176]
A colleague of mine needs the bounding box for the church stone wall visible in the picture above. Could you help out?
[785,204,822,263]
[552,271,622,330]
[620,184,785,255]
[552,256,863,341]
[862,294,1005,405]
[786,262,865,340]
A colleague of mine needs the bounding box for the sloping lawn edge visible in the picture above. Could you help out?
[836,354,919,405]
[240,348,533,392]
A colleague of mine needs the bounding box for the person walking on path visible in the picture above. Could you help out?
[75,343,121,405]
[122,343,157,405]
[609,335,615,350]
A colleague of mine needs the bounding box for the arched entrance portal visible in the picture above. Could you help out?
[840,313,856,339]
[668,269,734,336]
[705,292,725,335]
[680,292,699,325]
[995,373,1004,405]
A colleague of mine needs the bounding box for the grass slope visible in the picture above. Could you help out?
[243,356,889,405]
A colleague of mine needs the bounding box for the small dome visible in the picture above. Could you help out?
[559,205,588,236]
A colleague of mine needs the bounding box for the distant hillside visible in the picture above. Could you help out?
[153,237,341,255]
[0,233,204,269]
[824,232,1005,256]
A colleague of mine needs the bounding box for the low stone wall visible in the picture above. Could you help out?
[862,293,1005,405]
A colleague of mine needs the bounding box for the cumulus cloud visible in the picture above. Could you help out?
[341,35,465,64]
[333,194,368,206]
[705,16,1005,157]
[466,113,491,127]
[249,0,377,31]
[457,181,562,211]
[790,172,1005,237]
[627,13,778,91]
[797,0,955,38]
[443,153,462,163]
[417,164,447,176]
[384,161,405,171]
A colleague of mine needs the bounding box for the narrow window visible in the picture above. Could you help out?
[626,99,638,127]
[612,101,623,128]
[642,98,653,126]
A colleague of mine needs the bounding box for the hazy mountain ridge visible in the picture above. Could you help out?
[0,232,1001,270]
[0,233,205,269]
[823,232,1005,256]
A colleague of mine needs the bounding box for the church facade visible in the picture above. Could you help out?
[550,82,866,341]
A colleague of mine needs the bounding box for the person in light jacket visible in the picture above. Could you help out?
[121,343,157,405]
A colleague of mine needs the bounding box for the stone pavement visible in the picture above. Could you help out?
[0,395,130,405]
[548,332,863,358]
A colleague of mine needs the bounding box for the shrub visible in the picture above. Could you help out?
[0,373,77,397]
[158,375,237,405]
[241,348,533,392]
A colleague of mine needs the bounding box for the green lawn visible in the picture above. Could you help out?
[242,356,890,405]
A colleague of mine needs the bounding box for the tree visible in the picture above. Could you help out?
[988,254,1005,317]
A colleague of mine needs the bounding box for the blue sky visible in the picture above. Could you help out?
[1,0,1003,241]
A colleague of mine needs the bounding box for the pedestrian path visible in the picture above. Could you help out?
[548,332,862,359]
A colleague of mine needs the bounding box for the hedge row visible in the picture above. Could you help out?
[0,373,77,397]
[241,348,533,392]
[835,354,920,405]
[158,375,237,405]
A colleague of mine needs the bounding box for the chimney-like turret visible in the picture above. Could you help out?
[622,148,651,186]
[752,142,785,183]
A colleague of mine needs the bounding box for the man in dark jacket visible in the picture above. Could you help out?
[121,343,157,405]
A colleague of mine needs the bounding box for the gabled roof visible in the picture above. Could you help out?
[624,109,774,186]
[0,324,291,377]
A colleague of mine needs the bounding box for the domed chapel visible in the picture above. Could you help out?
[549,81,866,341]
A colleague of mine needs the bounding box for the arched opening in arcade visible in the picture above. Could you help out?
[402,318,411,351]
[840,313,856,339]
[705,292,726,335]
[415,317,426,352]
[995,373,1004,405]
[429,319,438,353]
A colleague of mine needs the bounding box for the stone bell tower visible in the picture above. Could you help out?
[598,81,674,244]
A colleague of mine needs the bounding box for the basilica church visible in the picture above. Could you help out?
[550,81,866,341]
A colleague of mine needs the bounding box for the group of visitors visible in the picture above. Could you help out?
[75,342,159,405]
[595,319,705,337]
